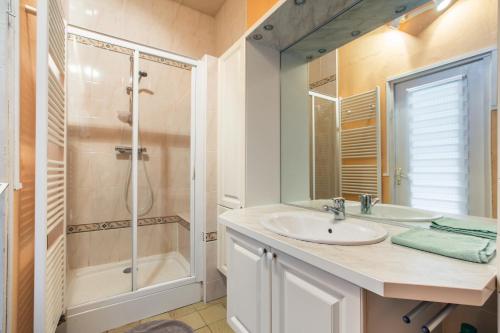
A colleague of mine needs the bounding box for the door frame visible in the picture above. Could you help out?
[44,25,205,322]
[386,47,497,206]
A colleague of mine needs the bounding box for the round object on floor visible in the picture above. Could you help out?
[126,320,194,333]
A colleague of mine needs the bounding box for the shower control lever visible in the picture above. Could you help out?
[115,146,147,155]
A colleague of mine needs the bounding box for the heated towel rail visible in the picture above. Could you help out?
[340,88,381,198]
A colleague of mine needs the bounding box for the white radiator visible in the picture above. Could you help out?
[35,0,66,331]
[340,89,381,198]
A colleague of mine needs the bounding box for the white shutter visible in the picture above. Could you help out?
[406,75,468,214]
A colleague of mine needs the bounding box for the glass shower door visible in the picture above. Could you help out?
[310,93,339,200]
[66,35,133,306]
[135,52,193,288]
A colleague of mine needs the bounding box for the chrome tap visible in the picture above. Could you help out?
[360,194,380,215]
[323,197,346,220]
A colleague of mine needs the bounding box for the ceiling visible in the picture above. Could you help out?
[174,0,226,16]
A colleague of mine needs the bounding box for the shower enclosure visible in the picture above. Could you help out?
[64,26,203,323]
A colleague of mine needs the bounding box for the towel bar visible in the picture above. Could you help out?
[402,301,432,324]
[421,304,457,333]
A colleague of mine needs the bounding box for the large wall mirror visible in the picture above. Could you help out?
[281,0,497,219]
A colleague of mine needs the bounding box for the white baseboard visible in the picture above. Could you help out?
[65,282,202,333]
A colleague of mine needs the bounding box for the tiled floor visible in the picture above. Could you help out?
[106,297,234,333]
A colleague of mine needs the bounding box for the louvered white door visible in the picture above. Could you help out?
[393,57,492,216]
[34,0,66,331]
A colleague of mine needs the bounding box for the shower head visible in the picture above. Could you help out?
[126,70,148,95]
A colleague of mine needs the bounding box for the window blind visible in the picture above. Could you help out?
[406,75,468,215]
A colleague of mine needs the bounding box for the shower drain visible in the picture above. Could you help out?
[123,267,132,274]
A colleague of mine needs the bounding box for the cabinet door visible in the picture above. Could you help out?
[227,229,271,333]
[218,38,246,209]
[272,250,362,333]
[217,205,230,276]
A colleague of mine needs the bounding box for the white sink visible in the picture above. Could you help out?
[261,212,388,245]
[346,203,442,222]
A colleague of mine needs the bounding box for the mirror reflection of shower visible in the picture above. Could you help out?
[116,59,154,217]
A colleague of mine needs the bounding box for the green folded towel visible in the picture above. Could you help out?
[431,217,496,240]
[391,228,496,263]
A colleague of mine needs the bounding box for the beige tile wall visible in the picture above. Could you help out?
[215,0,247,56]
[67,223,179,269]
[178,222,191,263]
[66,0,217,58]
[309,50,337,96]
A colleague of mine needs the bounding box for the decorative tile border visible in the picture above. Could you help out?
[68,33,133,56]
[205,231,217,242]
[67,33,193,71]
[140,53,193,71]
[309,74,336,90]
[178,219,190,230]
[67,215,187,234]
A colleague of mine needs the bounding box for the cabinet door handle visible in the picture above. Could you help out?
[266,252,276,260]
[258,248,267,256]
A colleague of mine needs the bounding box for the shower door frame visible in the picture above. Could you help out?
[65,26,205,322]
[308,91,339,199]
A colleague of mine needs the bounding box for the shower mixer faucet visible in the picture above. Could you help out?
[115,146,147,155]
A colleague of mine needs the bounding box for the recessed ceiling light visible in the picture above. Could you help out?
[318,48,326,53]
[395,5,407,14]
[351,30,361,37]
[295,0,306,6]
[434,0,452,11]
[264,24,274,31]
[253,34,263,40]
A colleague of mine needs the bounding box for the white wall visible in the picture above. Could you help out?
[280,51,311,203]
[245,40,281,206]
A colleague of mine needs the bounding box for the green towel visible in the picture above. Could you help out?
[431,217,497,240]
[391,228,496,263]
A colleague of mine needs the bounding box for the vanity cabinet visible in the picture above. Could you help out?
[227,228,271,333]
[226,229,363,333]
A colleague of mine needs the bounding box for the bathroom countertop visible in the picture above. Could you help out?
[219,204,497,306]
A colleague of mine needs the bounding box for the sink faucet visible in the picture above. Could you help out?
[360,194,380,215]
[323,197,346,220]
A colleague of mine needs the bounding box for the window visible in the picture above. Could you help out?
[393,55,493,217]
[406,76,468,214]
